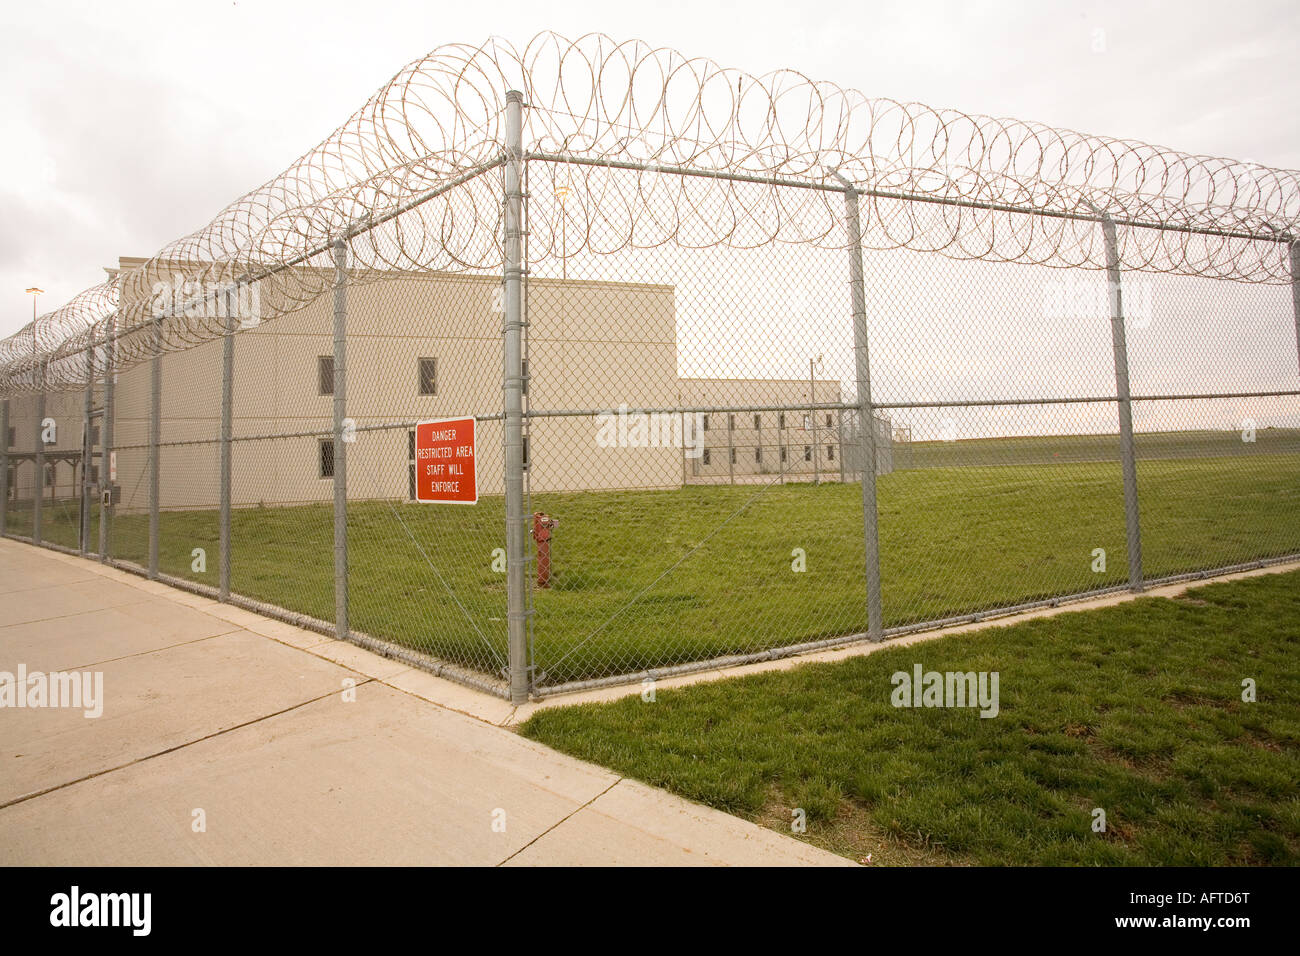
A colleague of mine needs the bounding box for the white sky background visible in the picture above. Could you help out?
[1,0,1297,415]
[2,0,1298,336]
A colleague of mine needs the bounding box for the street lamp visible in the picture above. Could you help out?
[554,184,570,280]
[26,287,47,509]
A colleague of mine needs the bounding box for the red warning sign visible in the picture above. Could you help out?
[414,417,477,504]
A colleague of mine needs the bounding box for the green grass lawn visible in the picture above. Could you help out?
[4,452,1298,685]
[521,569,1300,866]
[899,427,1300,468]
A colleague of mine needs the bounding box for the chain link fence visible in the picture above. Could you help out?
[2,34,1297,703]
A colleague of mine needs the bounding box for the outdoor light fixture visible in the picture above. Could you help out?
[26,287,44,321]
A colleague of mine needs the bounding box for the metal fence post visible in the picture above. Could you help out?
[778,415,786,484]
[727,414,734,484]
[99,322,114,563]
[680,409,687,485]
[838,410,846,483]
[80,344,93,554]
[503,90,531,704]
[34,362,46,546]
[841,181,884,641]
[1291,240,1300,376]
[1102,216,1144,591]
[219,309,233,600]
[0,397,8,537]
[148,319,162,578]
[810,359,820,486]
[332,240,349,640]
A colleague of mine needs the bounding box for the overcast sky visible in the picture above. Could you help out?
[1,0,1296,340]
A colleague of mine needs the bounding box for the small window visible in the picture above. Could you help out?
[826,414,833,427]
[89,464,99,484]
[803,414,811,430]
[730,447,737,464]
[778,413,786,428]
[418,357,437,396]
[780,447,787,462]
[827,444,835,461]
[523,434,530,470]
[319,439,335,478]
[702,449,711,465]
[6,425,13,447]
[318,356,334,396]
[753,414,760,429]
[91,425,100,446]
[522,359,529,396]
[702,415,710,432]
[728,414,735,430]
[754,447,761,463]
[804,445,812,462]
[44,464,55,487]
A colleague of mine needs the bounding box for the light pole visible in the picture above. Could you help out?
[810,353,823,485]
[555,183,569,280]
[27,288,45,520]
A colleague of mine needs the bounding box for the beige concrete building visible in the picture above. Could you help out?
[5,259,892,512]
[678,377,846,482]
[3,389,94,504]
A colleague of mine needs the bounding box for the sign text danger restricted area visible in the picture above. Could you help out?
[414,417,477,504]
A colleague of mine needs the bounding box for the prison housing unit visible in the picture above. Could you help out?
[679,376,886,482]
[4,390,94,503]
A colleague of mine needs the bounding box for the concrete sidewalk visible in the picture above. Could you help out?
[0,539,848,866]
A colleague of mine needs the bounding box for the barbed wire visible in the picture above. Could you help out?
[3,30,1297,393]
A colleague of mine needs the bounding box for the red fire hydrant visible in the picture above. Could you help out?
[531,512,559,588]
